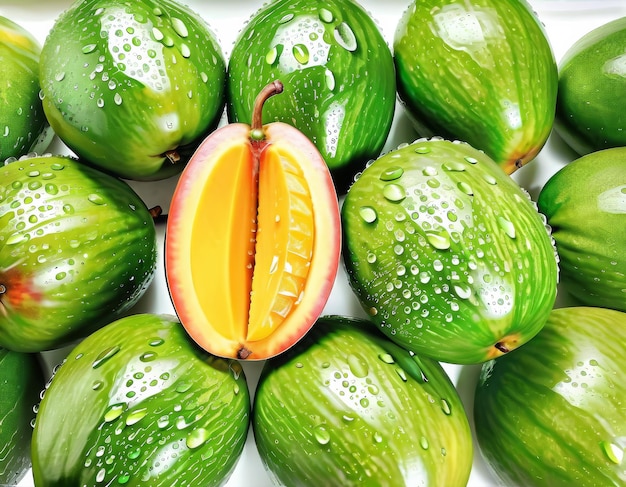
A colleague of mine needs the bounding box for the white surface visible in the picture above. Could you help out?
[1,1,625,486]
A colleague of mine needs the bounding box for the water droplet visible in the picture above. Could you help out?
[171,17,188,38]
[293,44,309,64]
[127,448,141,460]
[483,174,498,185]
[114,93,123,105]
[420,436,429,449]
[92,380,104,390]
[454,284,472,300]
[278,13,294,24]
[443,161,466,172]
[422,166,438,177]
[457,181,473,196]
[314,425,330,445]
[319,7,334,23]
[88,193,105,205]
[383,183,406,202]
[373,432,383,443]
[186,428,209,449]
[426,232,451,250]
[325,68,335,91]
[96,468,106,483]
[149,338,164,347]
[82,44,97,54]
[441,399,452,415]
[55,72,66,82]
[175,381,192,393]
[140,351,157,362]
[497,216,516,239]
[126,407,148,426]
[265,44,283,65]
[5,233,26,245]
[104,403,126,422]
[359,397,370,408]
[376,352,394,365]
[92,346,121,368]
[601,441,624,464]
[380,166,404,181]
[179,43,191,58]
[334,22,357,51]
[347,354,369,378]
[359,206,377,223]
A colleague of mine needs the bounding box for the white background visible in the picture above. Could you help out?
[1,0,625,486]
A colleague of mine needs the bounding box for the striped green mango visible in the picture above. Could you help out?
[475,306,626,486]
[394,0,557,174]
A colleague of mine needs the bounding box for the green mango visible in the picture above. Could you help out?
[0,16,53,161]
[0,348,45,485]
[537,147,626,312]
[32,313,250,487]
[555,17,626,155]
[39,0,227,180]
[227,0,396,192]
[341,138,558,364]
[394,0,557,175]
[253,315,473,487]
[474,306,626,487]
[0,155,157,352]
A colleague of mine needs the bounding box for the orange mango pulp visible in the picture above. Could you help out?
[166,122,340,360]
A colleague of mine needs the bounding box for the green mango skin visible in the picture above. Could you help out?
[537,147,626,312]
[555,17,626,155]
[342,138,558,364]
[474,307,626,487]
[227,0,396,193]
[394,0,557,175]
[40,0,227,181]
[0,16,54,161]
[253,315,473,487]
[32,313,250,487]
[0,156,157,352]
[0,348,45,485]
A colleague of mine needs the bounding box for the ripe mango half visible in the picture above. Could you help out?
[166,82,341,360]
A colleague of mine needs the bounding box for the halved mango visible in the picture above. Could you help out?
[165,86,340,360]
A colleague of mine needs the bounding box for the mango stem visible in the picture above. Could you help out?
[250,80,284,141]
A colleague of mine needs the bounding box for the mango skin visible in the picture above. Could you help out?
[253,315,473,487]
[0,348,45,485]
[0,16,53,161]
[342,138,559,364]
[537,147,626,312]
[555,17,626,155]
[39,0,227,180]
[32,313,250,487]
[227,0,396,192]
[0,156,157,352]
[475,307,626,487]
[394,0,557,174]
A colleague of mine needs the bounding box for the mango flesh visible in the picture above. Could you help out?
[166,121,340,360]
[0,16,53,161]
